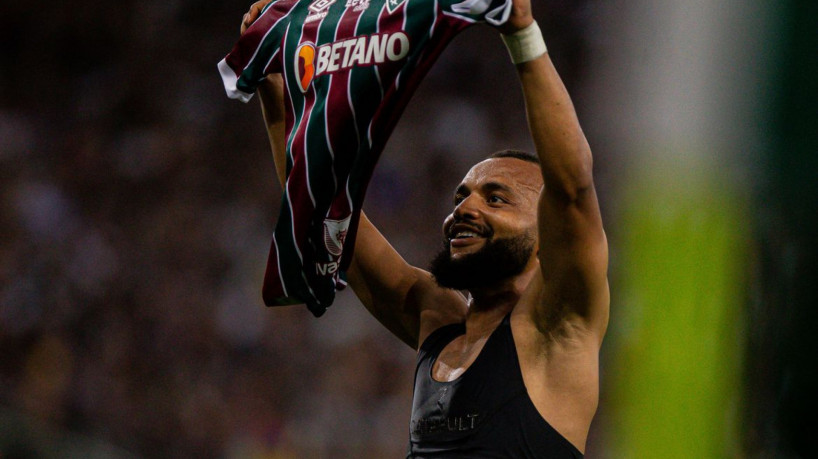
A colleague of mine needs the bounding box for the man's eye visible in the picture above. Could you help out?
[454,194,465,205]
[488,195,505,204]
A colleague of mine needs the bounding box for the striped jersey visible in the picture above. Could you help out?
[218,0,511,316]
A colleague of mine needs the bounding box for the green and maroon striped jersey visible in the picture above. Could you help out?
[219,0,510,316]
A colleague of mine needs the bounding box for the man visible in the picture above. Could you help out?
[242,0,608,455]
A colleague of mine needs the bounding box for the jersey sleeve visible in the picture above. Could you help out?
[217,0,297,103]
[444,0,512,26]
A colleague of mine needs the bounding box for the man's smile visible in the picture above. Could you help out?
[450,235,484,248]
[448,223,491,248]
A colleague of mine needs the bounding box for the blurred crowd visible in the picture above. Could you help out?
[0,0,592,457]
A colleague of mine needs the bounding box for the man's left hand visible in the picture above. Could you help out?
[496,0,534,35]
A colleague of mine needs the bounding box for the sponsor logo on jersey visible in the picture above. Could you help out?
[294,31,411,92]
[306,0,337,22]
[316,260,341,275]
[309,0,336,13]
[345,0,369,12]
[295,42,317,93]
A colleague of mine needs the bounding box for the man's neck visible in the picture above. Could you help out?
[462,265,538,339]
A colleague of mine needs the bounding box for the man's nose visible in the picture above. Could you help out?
[453,195,480,220]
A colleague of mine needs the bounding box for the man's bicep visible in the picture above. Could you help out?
[346,214,421,347]
[348,214,468,349]
[535,185,609,340]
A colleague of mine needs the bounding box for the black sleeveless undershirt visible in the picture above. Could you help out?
[407,314,584,458]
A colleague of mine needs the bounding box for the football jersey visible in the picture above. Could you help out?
[218,0,511,316]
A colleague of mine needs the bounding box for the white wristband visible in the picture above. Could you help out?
[501,21,547,64]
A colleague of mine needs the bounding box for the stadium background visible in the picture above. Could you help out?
[1,0,815,457]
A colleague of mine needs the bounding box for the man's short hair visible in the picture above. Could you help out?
[488,149,540,164]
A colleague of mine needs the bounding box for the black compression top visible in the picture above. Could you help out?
[407,314,584,458]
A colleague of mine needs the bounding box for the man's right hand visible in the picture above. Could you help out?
[241,0,274,35]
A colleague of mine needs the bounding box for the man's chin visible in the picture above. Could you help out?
[429,233,535,291]
[449,244,485,260]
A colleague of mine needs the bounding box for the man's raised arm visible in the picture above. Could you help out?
[255,73,465,348]
[503,13,609,342]
[242,0,466,347]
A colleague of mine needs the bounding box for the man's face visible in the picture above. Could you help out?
[430,158,542,290]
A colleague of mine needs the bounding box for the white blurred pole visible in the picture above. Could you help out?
[584,0,776,457]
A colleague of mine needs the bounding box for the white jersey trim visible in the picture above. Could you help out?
[218,59,254,103]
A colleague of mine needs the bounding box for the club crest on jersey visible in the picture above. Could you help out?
[323,216,351,257]
[306,0,336,22]
[386,0,406,14]
[293,32,411,92]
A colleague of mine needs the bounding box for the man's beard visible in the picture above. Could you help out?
[429,232,536,290]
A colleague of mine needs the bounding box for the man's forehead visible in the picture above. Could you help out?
[461,157,542,190]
